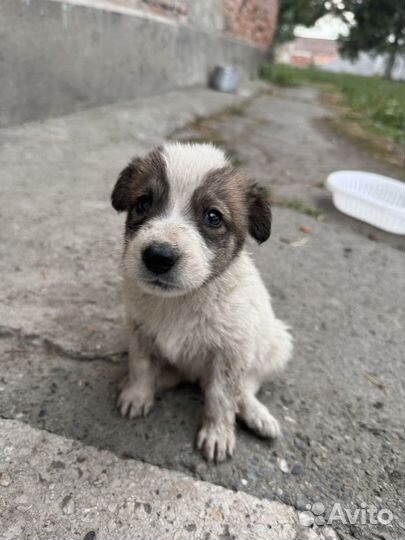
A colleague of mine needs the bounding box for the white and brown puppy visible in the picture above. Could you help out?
[111,142,292,462]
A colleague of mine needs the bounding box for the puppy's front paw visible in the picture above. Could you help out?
[197,422,235,463]
[117,379,154,419]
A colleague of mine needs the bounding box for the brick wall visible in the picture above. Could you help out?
[222,0,278,48]
[98,0,278,47]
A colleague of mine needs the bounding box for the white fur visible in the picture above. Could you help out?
[162,142,228,200]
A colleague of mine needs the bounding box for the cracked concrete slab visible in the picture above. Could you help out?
[1,202,404,539]
[1,83,404,540]
[1,418,338,540]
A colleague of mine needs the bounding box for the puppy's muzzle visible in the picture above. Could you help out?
[142,242,179,275]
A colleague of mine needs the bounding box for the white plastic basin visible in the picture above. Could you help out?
[326,171,405,235]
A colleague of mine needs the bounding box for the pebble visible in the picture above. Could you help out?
[0,473,12,487]
[291,463,304,476]
[61,494,75,515]
[296,494,308,510]
[277,458,289,474]
[332,480,343,492]
[312,502,325,516]
[315,515,326,526]
[83,532,96,540]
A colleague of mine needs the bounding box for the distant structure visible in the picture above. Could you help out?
[275,15,405,80]
[277,35,338,67]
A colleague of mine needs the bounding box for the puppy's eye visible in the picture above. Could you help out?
[204,209,223,228]
[135,195,152,215]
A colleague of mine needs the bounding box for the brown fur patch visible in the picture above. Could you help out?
[111,149,169,238]
[191,166,271,277]
[191,166,250,277]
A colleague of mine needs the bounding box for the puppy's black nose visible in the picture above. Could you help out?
[142,243,178,275]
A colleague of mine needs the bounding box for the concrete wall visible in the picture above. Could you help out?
[0,0,264,127]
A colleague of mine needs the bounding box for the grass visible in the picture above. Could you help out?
[260,63,405,152]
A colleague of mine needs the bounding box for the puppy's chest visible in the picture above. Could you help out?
[131,300,220,372]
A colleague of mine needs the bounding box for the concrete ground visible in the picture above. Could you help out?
[0,83,404,540]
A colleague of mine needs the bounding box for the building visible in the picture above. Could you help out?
[290,36,338,67]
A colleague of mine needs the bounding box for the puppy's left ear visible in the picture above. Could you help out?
[248,184,272,244]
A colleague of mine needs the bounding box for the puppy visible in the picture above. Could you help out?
[111,142,292,462]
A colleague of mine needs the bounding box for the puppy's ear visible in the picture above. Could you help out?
[111,158,141,212]
[248,184,272,244]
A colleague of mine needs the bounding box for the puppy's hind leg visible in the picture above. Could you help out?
[238,394,281,438]
[238,383,281,439]
[238,317,293,438]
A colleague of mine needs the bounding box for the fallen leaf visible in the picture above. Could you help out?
[290,237,309,248]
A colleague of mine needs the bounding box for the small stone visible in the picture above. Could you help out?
[296,494,308,510]
[332,480,343,492]
[312,502,325,516]
[0,473,11,487]
[291,463,304,476]
[277,458,289,474]
[315,515,325,526]
[61,494,74,515]
[49,461,65,470]
[241,478,248,486]
[300,225,312,234]
[83,532,96,540]
[143,502,152,514]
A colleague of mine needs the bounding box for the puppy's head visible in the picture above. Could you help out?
[112,143,271,296]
